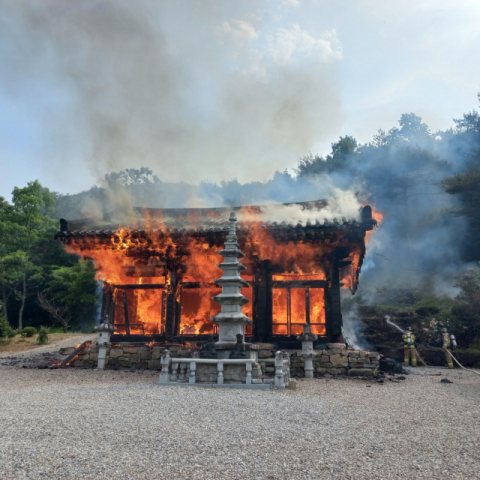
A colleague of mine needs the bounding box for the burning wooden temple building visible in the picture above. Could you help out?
[55,200,377,348]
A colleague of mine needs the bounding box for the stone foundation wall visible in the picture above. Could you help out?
[60,342,379,376]
[259,343,379,377]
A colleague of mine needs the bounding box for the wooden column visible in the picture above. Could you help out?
[329,258,343,342]
[256,260,272,342]
[164,270,177,340]
[100,282,112,321]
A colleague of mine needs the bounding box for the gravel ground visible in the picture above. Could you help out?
[0,366,479,480]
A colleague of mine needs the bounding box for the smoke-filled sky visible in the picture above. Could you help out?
[1,0,479,198]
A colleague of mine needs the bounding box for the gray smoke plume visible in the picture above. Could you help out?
[0,0,343,192]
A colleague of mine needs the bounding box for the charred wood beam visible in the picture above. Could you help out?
[122,291,131,336]
[55,341,92,368]
[271,280,326,288]
[112,283,166,289]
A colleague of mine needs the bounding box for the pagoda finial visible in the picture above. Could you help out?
[227,211,237,242]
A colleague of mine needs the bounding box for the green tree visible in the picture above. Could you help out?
[2,181,56,330]
[39,260,98,332]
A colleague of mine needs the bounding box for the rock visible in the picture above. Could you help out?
[330,354,349,367]
[253,343,275,350]
[362,357,371,364]
[348,368,378,377]
[177,348,191,358]
[131,354,141,363]
[109,348,123,358]
[316,367,326,374]
[320,355,330,363]
[59,347,75,355]
[288,379,297,390]
[147,359,161,370]
[123,347,138,354]
[368,353,380,359]
[139,350,152,360]
[121,359,132,368]
[327,343,346,349]
[326,367,346,375]
[396,376,406,380]
[348,351,360,357]
[441,378,453,384]
[89,353,99,361]
[259,350,273,358]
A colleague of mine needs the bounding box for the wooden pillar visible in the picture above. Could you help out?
[122,291,131,336]
[164,270,177,340]
[100,282,112,321]
[256,260,272,342]
[330,259,343,342]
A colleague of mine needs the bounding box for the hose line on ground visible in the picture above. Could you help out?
[413,347,480,377]
[447,348,480,377]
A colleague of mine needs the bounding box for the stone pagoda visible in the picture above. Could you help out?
[211,211,258,360]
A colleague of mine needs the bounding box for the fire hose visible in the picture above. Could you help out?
[446,348,480,377]
[413,347,480,377]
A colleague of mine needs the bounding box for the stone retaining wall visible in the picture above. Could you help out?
[60,342,379,376]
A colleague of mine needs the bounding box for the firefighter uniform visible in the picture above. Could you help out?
[403,330,417,367]
[443,332,454,369]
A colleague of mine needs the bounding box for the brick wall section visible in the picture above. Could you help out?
[60,342,379,376]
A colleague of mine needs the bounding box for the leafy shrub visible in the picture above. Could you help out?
[21,332,27,338]
[0,318,18,339]
[5,327,18,338]
[0,317,8,337]
[22,326,37,337]
[37,326,49,345]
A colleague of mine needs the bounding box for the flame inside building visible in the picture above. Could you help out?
[55,200,377,347]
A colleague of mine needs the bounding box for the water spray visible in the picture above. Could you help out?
[385,315,405,333]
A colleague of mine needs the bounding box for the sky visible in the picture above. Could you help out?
[0,0,479,198]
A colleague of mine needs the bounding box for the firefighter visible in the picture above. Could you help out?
[402,326,417,367]
[442,327,455,369]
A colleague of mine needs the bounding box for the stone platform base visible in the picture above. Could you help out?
[60,342,379,377]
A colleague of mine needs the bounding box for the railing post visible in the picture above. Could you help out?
[283,352,290,385]
[179,363,187,381]
[159,349,171,384]
[171,362,179,382]
[217,362,224,385]
[274,351,285,389]
[189,361,196,384]
[246,362,252,385]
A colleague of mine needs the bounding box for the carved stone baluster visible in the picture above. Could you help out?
[179,363,186,381]
[274,351,285,389]
[159,349,171,384]
[171,362,179,382]
[217,362,224,384]
[246,362,252,385]
[189,361,196,384]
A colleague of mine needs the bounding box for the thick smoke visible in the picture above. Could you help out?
[0,0,343,191]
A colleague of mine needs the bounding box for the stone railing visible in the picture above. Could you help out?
[158,350,288,389]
